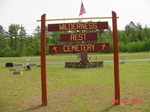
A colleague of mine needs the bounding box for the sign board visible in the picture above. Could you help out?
[48,22,108,32]
[49,43,109,53]
[60,33,97,42]
[40,12,120,106]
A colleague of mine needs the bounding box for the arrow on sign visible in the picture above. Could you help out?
[49,43,109,53]
[52,46,57,52]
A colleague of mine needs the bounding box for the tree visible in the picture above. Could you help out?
[25,35,35,56]
[33,25,40,38]
[19,25,26,56]
[118,30,127,44]
[125,21,136,36]
[0,25,7,55]
[49,32,61,45]
[8,24,20,52]
[32,26,41,55]
[0,25,5,35]
[0,25,5,50]
[125,21,137,42]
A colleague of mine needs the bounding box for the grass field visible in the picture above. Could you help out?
[0,52,150,112]
[0,52,150,63]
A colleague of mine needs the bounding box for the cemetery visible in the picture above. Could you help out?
[0,0,150,112]
[0,53,150,112]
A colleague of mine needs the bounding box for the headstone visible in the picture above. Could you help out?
[13,71,22,75]
[80,52,89,62]
[5,62,14,67]
[14,64,23,67]
[25,65,31,70]
[29,64,37,66]
[26,58,30,66]
[119,60,126,64]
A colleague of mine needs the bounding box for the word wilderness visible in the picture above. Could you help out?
[48,22,108,32]
[49,43,109,53]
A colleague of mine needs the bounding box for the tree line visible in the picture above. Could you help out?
[0,21,150,57]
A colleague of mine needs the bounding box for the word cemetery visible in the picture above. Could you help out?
[49,43,109,53]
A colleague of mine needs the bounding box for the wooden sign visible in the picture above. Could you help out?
[60,33,97,42]
[48,22,108,32]
[49,43,109,53]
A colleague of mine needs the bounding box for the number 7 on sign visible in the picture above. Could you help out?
[101,43,106,50]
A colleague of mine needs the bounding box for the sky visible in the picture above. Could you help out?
[0,0,150,34]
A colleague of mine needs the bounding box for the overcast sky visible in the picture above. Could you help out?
[0,0,150,34]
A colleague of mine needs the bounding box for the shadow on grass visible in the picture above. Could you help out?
[100,105,117,112]
[21,104,45,112]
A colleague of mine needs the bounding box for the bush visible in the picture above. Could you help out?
[25,46,34,56]
[0,47,11,57]
[144,40,150,51]
[11,51,20,57]
[119,42,127,52]
[126,41,149,52]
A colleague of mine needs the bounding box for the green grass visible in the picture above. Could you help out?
[0,52,150,112]
[0,52,150,63]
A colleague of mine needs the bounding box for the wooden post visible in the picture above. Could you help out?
[112,11,120,105]
[40,14,47,106]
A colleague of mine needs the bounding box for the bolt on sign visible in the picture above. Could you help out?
[49,43,109,53]
[60,33,98,42]
[48,22,108,32]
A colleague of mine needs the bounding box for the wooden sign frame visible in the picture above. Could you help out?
[39,11,120,106]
